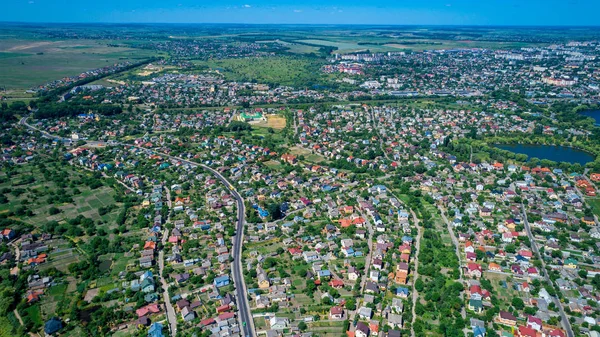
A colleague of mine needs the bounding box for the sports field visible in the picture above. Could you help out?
[251,114,287,130]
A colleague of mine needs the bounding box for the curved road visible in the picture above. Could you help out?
[198,163,255,337]
[19,116,256,337]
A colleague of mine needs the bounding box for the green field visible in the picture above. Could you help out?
[586,197,600,217]
[296,38,543,53]
[48,284,68,299]
[0,39,160,89]
[192,56,324,87]
[0,52,31,59]
[22,304,43,326]
[0,162,122,229]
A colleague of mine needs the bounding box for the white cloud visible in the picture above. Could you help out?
[243,4,251,8]
[293,9,303,13]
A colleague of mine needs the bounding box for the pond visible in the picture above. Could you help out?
[494,144,594,165]
[579,109,600,125]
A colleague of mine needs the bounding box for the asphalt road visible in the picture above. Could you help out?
[19,116,256,337]
[198,163,255,337]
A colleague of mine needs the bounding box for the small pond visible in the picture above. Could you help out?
[494,144,594,165]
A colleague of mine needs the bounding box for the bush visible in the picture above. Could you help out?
[298,321,307,331]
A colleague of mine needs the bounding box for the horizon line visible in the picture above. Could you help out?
[1,21,600,28]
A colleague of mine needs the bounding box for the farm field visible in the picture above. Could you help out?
[296,37,545,53]
[257,40,321,54]
[0,39,161,89]
[0,161,123,229]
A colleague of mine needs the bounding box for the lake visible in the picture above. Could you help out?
[494,144,594,165]
[579,109,600,125]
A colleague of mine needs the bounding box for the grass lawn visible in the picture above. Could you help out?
[41,254,81,272]
[292,279,305,288]
[310,321,346,328]
[286,145,327,163]
[254,317,267,329]
[48,284,68,298]
[22,304,43,326]
[264,160,283,169]
[484,271,516,310]
[96,276,114,288]
[306,154,327,163]
[294,293,315,306]
[586,197,600,217]
[111,253,131,275]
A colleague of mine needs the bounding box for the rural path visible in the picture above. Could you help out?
[409,210,422,337]
[158,245,178,336]
[9,242,21,276]
[13,309,24,326]
[106,172,135,193]
[292,110,299,138]
[164,186,172,212]
[438,207,467,336]
[384,189,421,337]
[521,203,574,337]
[159,185,177,336]
[347,200,374,332]
[369,107,391,161]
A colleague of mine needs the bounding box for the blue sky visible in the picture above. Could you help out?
[3,0,600,25]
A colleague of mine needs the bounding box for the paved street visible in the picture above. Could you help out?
[19,116,256,337]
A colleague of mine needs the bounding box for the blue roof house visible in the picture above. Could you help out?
[148,322,164,337]
[44,318,63,335]
[214,275,230,288]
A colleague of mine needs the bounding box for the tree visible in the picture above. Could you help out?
[298,321,307,331]
[345,298,356,310]
[476,249,485,261]
[512,297,525,310]
[592,274,600,290]
[415,278,425,292]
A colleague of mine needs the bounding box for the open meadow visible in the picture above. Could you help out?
[0,39,161,89]
[192,56,324,87]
